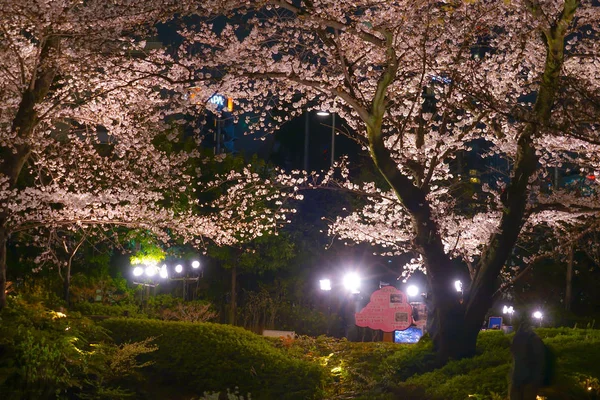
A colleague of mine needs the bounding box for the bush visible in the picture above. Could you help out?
[100,318,326,399]
[146,295,218,322]
[0,296,156,399]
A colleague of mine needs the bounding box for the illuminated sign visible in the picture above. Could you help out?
[208,94,233,111]
[209,94,226,107]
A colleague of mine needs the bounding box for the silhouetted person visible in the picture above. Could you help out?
[509,319,546,400]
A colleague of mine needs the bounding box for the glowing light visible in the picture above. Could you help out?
[503,305,514,314]
[133,266,144,277]
[175,264,183,273]
[407,285,419,297]
[145,265,157,277]
[159,264,168,279]
[319,279,332,291]
[317,111,330,116]
[343,272,361,293]
[209,94,225,107]
[533,311,543,319]
[192,260,200,269]
[454,280,463,292]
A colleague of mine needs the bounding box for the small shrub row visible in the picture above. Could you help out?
[100,318,326,399]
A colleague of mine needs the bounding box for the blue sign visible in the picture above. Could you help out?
[394,327,423,344]
[488,316,503,330]
[208,94,226,108]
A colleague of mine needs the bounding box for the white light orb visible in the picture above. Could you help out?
[191,260,200,269]
[175,264,183,273]
[316,111,330,116]
[159,264,168,279]
[145,265,157,277]
[454,280,463,292]
[343,272,361,294]
[133,266,144,277]
[319,279,332,291]
[407,285,419,297]
[533,311,543,319]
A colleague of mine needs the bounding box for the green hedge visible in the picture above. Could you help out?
[397,329,600,400]
[100,318,325,399]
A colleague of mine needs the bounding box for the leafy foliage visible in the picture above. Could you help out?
[100,318,326,400]
[0,297,157,399]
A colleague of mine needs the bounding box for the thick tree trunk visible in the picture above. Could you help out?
[0,37,60,311]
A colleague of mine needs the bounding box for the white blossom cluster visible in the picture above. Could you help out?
[185,0,600,281]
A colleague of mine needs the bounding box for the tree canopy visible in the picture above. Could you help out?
[182,0,600,361]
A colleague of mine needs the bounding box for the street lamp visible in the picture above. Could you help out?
[159,264,169,279]
[407,285,419,298]
[533,310,543,326]
[319,279,332,291]
[145,265,157,277]
[454,280,463,293]
[133,266,144,277]
[502,305,515,324]
[169,260,203,301]
[342,272,361,294]
[316,111,336,168]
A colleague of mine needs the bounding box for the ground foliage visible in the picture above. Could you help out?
[0,296,157,400]
[100,318,326,400]
[3,297,600,400]
[270,330,600,400]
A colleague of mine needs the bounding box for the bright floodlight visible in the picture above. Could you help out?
[159,264,168,279]
[454,280,463,292]
[407,285,419,297]
[133,266,144,277]
[533,311,543,320]
[503,305,514,314]
[145,265,157,277]
[191,260,200,269]
[316,111,330,116]
[319,279,332,291]
[175,264,183,273]
[343,272,361,294]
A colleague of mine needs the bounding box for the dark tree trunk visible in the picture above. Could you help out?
[0,37,60,311]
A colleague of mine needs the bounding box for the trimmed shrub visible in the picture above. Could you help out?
[100,318,326,399]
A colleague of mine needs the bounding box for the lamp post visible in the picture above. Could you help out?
[319,272,362,339]
[316,111,336,168]
[171,260,202,301]
[131,260,203,302]
[503,305,515,325]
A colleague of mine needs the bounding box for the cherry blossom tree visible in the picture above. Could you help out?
[0,1,304,310]
[186,0,600,361]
